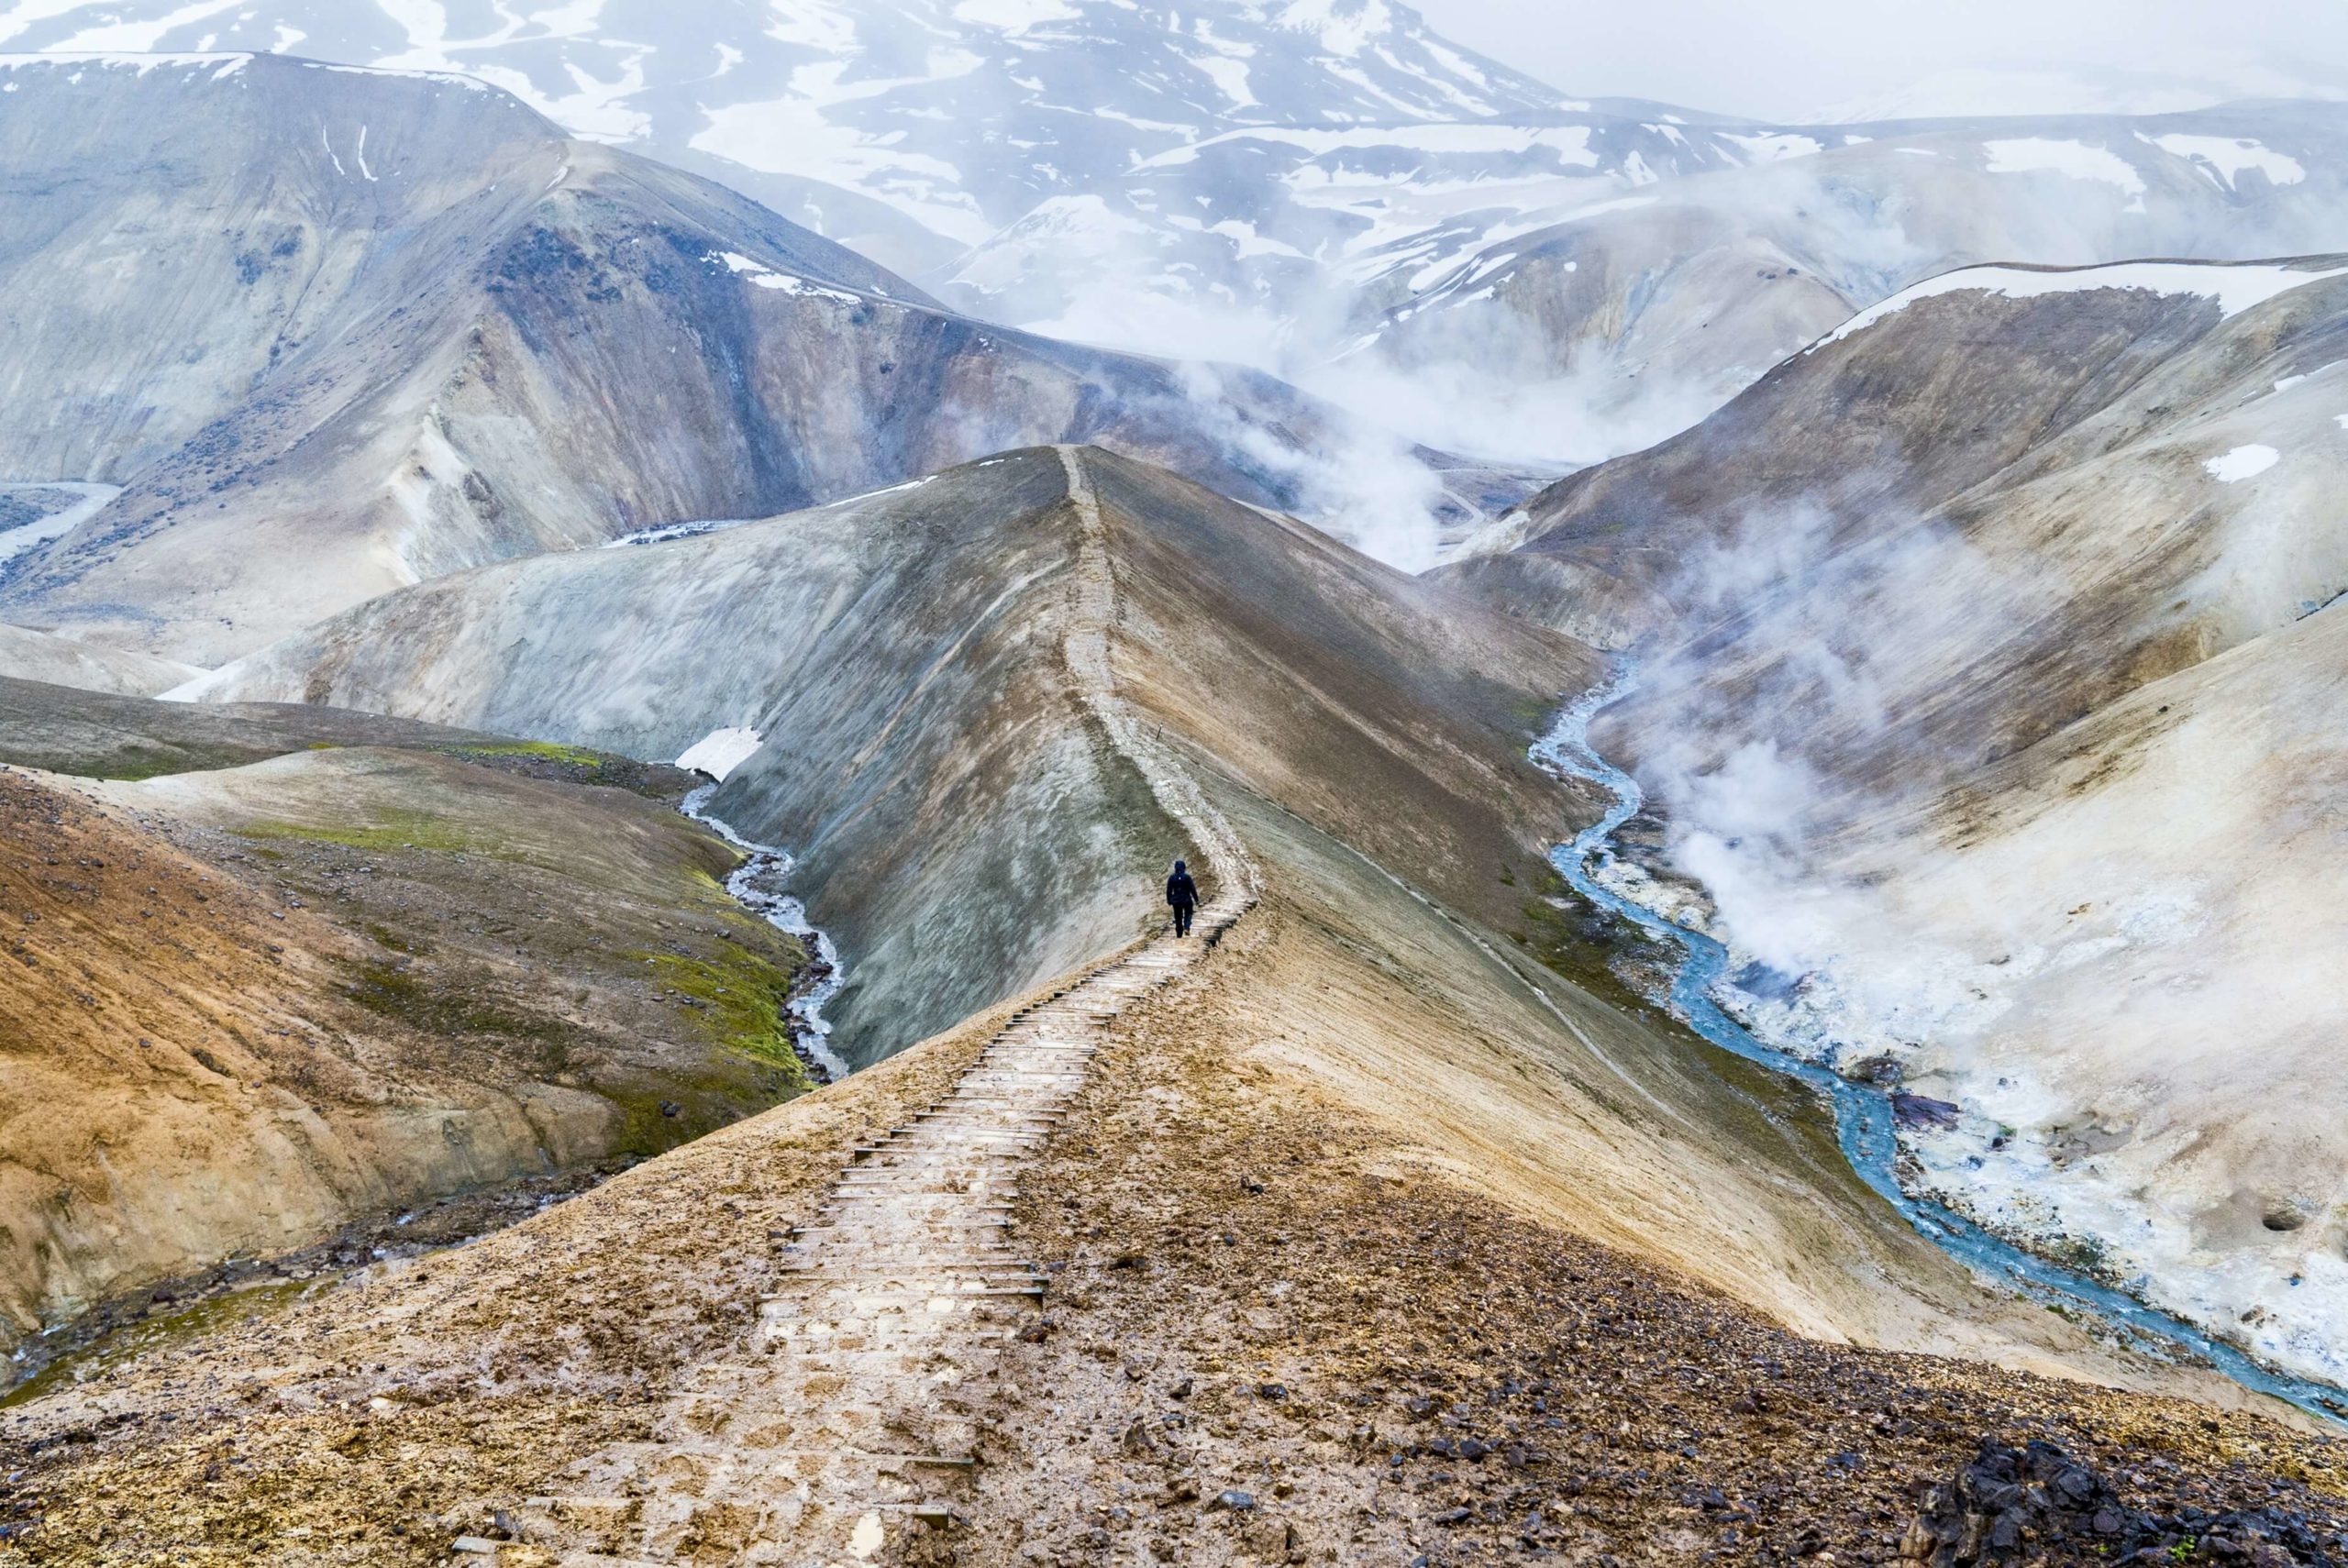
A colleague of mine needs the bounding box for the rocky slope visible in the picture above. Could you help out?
[0,679,817,1373]
[1444,255,2348,1385]
[0,52,1435,663]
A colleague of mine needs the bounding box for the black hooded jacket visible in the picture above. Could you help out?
[1165,867,1199,909]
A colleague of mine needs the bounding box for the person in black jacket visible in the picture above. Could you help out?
[1165,858,1199,937]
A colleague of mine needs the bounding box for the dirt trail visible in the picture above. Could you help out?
[510,450,1257,1565]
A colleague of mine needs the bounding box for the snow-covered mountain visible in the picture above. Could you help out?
[952,100,2348,464]
[0,0,1576,275]
[1365,105,2348,457]
[15,1,2348,522]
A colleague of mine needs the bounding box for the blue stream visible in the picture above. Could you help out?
[1534,669,2348,1424]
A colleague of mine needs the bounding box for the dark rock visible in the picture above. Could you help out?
[1890,1092,1962,1131]
[658,1100,680,1118]
[1902,1438,2166,1566]
[1211,1490,1256,1513]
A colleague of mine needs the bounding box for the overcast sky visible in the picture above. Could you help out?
[1415,0,2348,122]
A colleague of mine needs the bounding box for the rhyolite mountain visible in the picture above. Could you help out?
[954,102,2348,465]
[0,51,1462,664]
[3,17,2346,1557]
[10,445,2320,1565]
[0,679,822,1367]
[1444,254,2348,1384]
[177,442,2215,1403]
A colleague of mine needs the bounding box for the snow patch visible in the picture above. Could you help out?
[600,517,759,549]
[0,480,120,565]
[1818,261,2348,349]
[705,250,868,304]
[2204,444,2280,482]
[690,56,991,244]
[42,0,243,54]
[951,0,1079,28]
[1720,131,1823,164]
[1274,0,1394,58]
[1191,52,1254,106]
[2138,132,2305,192]
[676,726,763,781]
[1981,138,2146,207]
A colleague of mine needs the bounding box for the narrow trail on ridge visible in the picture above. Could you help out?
[512,447,1258,1564]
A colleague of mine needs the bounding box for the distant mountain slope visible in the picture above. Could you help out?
[0,53,1422,662]
[16,9,2348,492]
[0,0,1576,274]
[0,624,197,696]
[1444,254,2348,1384]
[1365,105,2348,456]
[954,101,2348,464]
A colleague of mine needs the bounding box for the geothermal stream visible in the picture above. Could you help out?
[1534,670,2348,1425]
[679,784,849,1083]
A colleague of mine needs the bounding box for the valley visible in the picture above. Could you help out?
[3,7,2348,1563]
[1447,253,2348,1395]
[1537,674,2348,1423]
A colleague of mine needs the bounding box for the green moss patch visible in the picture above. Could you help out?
[634,940,815,1090]
[1512,861,1675,1015]
[339,958,570,1046]
[439,739,607,767]
[235,811,482,856]
[431,741,688,801]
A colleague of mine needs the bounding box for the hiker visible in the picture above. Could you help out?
[1165,857,1199,937]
